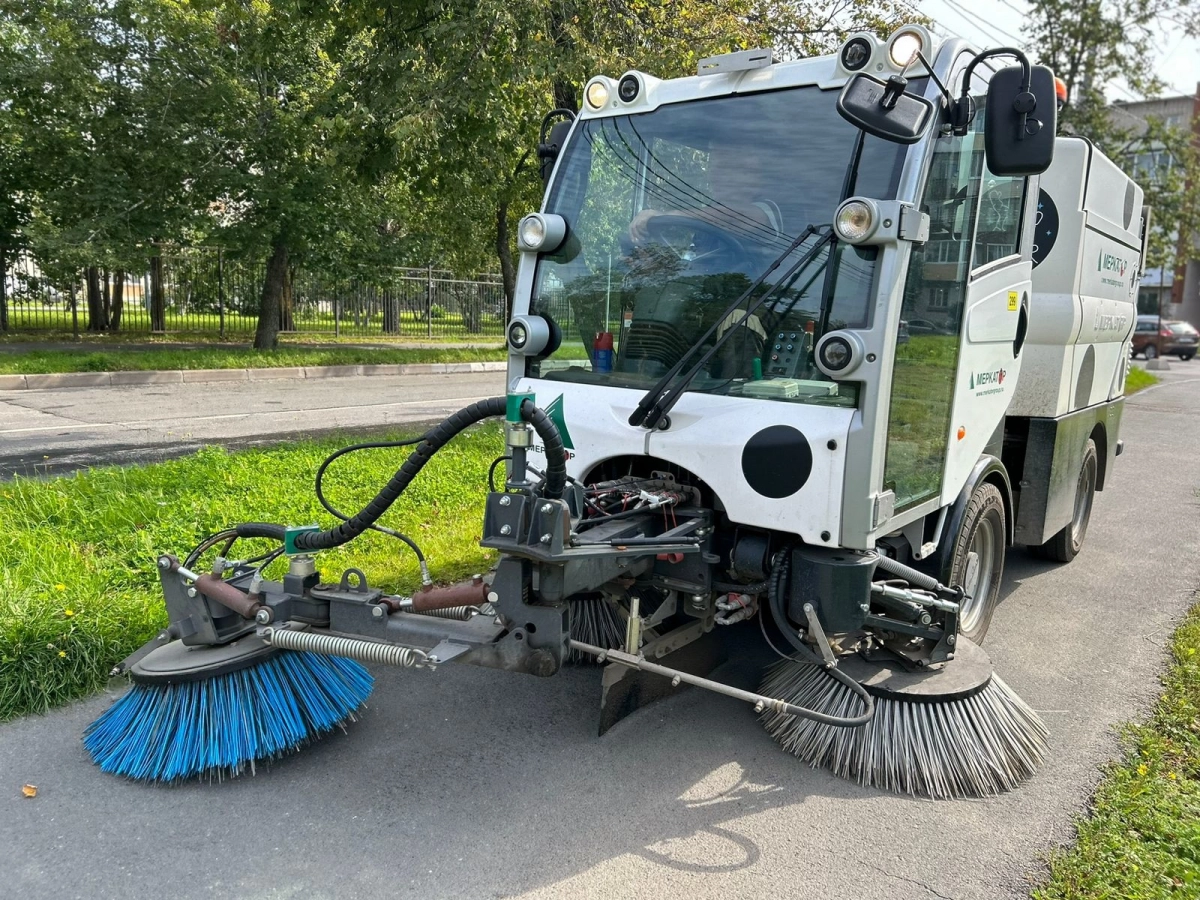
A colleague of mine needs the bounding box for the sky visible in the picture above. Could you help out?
[911,0,1200,102]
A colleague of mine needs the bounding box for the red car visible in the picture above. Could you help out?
[1132,316,1198,361]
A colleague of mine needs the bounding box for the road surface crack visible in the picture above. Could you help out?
[860,861,958,900]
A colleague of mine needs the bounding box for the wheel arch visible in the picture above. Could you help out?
[1089,421,1108,490]
[926,455,1013,583]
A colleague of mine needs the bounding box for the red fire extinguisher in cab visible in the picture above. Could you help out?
[593,331,614,373]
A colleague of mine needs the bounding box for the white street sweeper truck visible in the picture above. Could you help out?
[87,26,1146,799]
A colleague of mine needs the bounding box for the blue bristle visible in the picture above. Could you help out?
[82,651,373,783]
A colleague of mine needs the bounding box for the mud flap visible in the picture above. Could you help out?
[597,628,725,735]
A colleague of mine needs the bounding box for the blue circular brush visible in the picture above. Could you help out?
[83,649,372,783]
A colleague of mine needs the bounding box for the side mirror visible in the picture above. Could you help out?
[984,65,1056,176]
[538,116,574,185]
[837,73,935,145]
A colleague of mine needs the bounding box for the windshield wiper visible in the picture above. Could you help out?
[628,226,834,431]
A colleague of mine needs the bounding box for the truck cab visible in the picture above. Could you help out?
[500,26,1141,664]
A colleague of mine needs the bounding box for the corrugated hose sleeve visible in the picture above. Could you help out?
[292,397,565,552]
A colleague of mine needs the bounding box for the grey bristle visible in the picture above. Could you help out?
[568,596,625,663]
[759,659,1048,799]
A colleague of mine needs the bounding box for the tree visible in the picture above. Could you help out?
[1024,0,1200,287]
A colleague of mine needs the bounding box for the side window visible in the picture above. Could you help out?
[883,105,986,510]
[973,165,1024,267]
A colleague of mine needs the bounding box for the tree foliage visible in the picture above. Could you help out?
[1024,0,1200,276]
[0,0,920,340]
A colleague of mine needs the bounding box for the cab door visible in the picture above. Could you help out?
[882,83,1031,512]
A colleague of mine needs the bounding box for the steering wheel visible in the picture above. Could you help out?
[641,213,748,268]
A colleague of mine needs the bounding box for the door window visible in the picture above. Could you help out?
[883,107,987,510]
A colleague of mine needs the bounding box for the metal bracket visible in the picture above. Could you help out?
[899,205,930,243]
[801,603,837,666]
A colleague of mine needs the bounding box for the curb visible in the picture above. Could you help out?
[0,361,508,392]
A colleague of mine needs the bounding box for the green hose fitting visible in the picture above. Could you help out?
[506,392,535,423]
[284,524,321,555]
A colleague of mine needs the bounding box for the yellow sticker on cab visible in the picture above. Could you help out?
[1007,291,1019,311]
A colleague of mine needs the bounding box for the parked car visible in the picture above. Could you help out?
[1132,315,1198,361]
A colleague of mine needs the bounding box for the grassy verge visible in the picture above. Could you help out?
[1126,366,1160,394]
[0,345,506,375]
[0,428,502,720]
[1034,599,1200,898]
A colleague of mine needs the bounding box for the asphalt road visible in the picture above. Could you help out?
[1,367,1199,900]
[0,371,504,477]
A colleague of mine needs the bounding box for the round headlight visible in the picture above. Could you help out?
[516,213,567,253]
[834,199,876,243]
[585,81,610,109]
[889,30,923,68]
[814,330,865,378]
[507,315,552,357]
[618,74,640,102]
[840,37,872,72]
[519,216,546,248]
[819,337,853,371]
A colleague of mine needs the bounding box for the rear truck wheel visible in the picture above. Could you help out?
[948,481,1006,645]
[1036,438,1098,563]
[1144,344,1158,360]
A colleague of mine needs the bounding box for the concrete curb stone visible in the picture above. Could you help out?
[304,365,362,378]
[110,371,185,385]
[248,367,306,380]
[1,360,506,390]
[182,369,249,383]
[25,372,113,389]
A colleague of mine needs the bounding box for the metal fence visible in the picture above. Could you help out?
[1,250,509,340]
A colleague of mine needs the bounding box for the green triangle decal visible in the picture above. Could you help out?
[545,395,574,450]
[969,372,975,390]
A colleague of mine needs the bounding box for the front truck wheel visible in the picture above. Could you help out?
[1036,438,1098,563]
[949,481,1007,645]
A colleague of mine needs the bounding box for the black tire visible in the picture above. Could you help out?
[1144,344,1159,360]
[1036,438,1098,563]
[947,481,1006,645]
[1180,352,1195,362]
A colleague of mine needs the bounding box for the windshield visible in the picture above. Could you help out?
[528,84,911,406]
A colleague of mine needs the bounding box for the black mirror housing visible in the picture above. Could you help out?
[538,119,573,185]
[836,73,935,145]
[984,65,1056,176]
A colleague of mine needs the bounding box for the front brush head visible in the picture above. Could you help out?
[84,650,373,783]
[759,644,1048,799]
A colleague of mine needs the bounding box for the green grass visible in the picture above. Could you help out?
[1035,599,1200,899]
[0,427,504,720]
[0,345,506,375]
[1126,366,1160,394]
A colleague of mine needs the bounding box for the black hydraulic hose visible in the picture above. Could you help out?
[234,523,287,542]
[293,397,565,552]
[712,578,769,595]
[314,436,429,563]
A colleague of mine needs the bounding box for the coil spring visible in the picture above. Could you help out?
[411,605,479,621]
[263,627,429,669]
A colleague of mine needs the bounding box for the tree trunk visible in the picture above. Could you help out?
[102,268,112,327]
[496,201,516,322]
[149,255,166,331]
[0,249,8,332]
[382,286,399,333]
[111,270,125,331]
[279,264,295,332]
[86,266,108,331]
[254,240,288,349]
